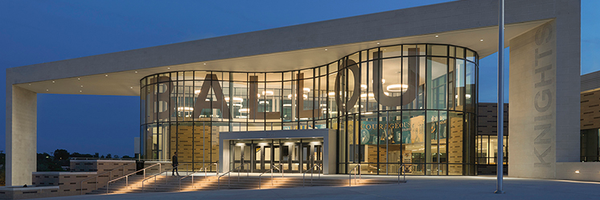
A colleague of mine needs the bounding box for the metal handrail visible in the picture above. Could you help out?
[397,164,407,184]
[217,163,249,189]
[79,163,133,195]
[141,166,172,192]
[348,164,361,186]
[258,163,283,189]
[106,163,162,194]
[179,163,218,191]
[302,163,322,187]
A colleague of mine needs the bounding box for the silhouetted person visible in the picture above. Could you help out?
[172,152,180,176]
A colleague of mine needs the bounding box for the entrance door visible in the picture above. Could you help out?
[231,141,251,172]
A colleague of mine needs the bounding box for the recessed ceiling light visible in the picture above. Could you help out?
[435,35,439,38]
[377,42,380,45]
[105,74,108,77]
[46,89,48,91]
[204,63,206,65]
[79,90,82,93]
[80,85,83,87]
[77,78,80,81]
[135,71,138,74]
[167,67,170,69]
[28,84,31,85]
[325,49,328,51]
[480,39,484,42]
[52,81,55,83]
[130,86,133,89]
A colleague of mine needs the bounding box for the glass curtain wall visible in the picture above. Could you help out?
[141,43,478,175]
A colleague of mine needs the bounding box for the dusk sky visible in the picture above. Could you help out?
[1,0,599,157]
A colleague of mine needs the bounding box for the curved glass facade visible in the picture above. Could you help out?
[141,43,478,175]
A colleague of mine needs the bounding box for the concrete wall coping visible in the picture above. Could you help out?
[70,160,136,163]
[32,172,96,175]
[0,186,60,191]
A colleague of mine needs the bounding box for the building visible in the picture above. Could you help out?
[6,0,588,186]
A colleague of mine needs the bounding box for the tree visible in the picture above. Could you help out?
[106,154,112,159]
[53,149,69,161]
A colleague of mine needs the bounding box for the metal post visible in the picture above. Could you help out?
[495,0,505,194]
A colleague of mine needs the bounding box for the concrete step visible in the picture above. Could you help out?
[89,175,406,194]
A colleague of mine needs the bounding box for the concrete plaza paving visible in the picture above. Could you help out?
[38,175,600,200]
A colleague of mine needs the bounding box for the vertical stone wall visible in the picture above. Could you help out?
[6,86,37,186]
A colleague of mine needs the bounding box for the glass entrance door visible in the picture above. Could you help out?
[231,140,251,172]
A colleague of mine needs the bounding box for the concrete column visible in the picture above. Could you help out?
[509,17,580,178]
[6,85,37,186]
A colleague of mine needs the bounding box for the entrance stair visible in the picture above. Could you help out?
[88,173,402,194]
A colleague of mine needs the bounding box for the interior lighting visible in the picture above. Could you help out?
[235,143,245,146]
[382,79,386,84]
[80,85,83,87]
[259,101,269,104]
[361,84,367,90]
[225,97,243,102]
[46,89,48,91]
[204,63,206,65]
[386,84,408,92]
[262,90,274,95]
[328,92,335,96]
[283,104,291,107]
[303,88,311,93]
[239,108,249,113]
[325,49,328,51]
[167,67,170,69]
[77,78,80,81]
[194,90,201,94]
[377,42,380,45]
[177,107,194,111]
[361,93,375,98]
[466,94,472,99]
[130,87,133,89]
[79,90,82,93]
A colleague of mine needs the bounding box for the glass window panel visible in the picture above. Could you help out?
[348,52,360,63]
[282,81,293,121]
[448,58,456,110]
[402,110,425,175]
[427,57,448,110]
[466,62,476,113]
[361,50,368,62]
[382,46,401,58]
[429,45,448,57]
[455,59,466,111]
[466,50,476,62]
[456,47,465,59]
[381,58,402,111]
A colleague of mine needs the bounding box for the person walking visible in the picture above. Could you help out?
[172,152,180,176]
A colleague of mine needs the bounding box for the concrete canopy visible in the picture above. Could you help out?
[8,0,557,96]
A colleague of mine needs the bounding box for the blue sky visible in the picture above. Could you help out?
[1,0,598,156]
